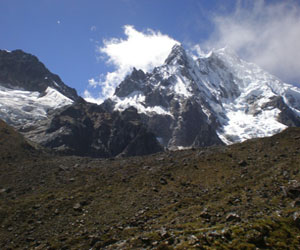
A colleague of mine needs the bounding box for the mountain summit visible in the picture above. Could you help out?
[0,49,79,129]
[104,44,300,148]
[0,50,162,157]
[1,46,299,154]
[0,49,78,100]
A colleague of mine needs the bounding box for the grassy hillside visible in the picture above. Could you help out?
[0,126,300,249]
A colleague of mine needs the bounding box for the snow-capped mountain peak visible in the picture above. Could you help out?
[105,44,300,148]
[0,49,78,130]
[165,44,189,66]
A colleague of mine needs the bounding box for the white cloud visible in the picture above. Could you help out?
[84,25,179,103]
[206,0,300,84]
[88,78,98,88]
[83,90,103,104]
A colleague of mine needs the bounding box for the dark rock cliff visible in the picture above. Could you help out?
[24,99,163,158]
[0,49,78,101]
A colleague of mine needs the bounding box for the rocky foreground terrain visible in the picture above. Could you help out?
[1,119,300,249]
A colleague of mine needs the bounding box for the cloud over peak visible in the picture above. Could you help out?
[84,25,179,103]
[207,0,300,84]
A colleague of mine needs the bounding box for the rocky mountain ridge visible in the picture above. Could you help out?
[24,100,162,157]
[105,44,300,148]
[0,49,78,100]
[0,50,162,157]
[1,46,300,157]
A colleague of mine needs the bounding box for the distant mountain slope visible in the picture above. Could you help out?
[0,119,41,161]
[0,50,78,100]
[104,44,300,148]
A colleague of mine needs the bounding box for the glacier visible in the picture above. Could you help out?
[105,44,300,146]
[0,85,73,130]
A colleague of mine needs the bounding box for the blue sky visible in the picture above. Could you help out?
[1,0,300,102]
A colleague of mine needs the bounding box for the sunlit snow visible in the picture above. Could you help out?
[111,46,300,145]
[111,91,173,117]
[0,85,73,128]
[211,48,299,143]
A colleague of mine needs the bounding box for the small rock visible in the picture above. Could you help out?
[160,227,170,239]
[198,151,205,156]
[226,213,241,222]
[238,160,247,167]
[34,244,47,250]
[152,241,158,246]
[89,236,101,246]
[140,236,151,245]
[26,237,35,242]
[188,235,198,245]
[159,177,168,185]
[69,178,75,182]
[73,203,82,211]
[281,186,288,197]
[58,165,68,171]
[0,187,12,194]
[293,199,300,207]
[200,211,211,219]
[33,204,41,209]
[293,212,300,227]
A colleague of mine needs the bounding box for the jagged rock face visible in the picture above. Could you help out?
[115,68,148,97]
[106,44,300,147]
[0,50,78,101]
[169,99,223,147]
[261,96,300,127]
[24,100,163,158]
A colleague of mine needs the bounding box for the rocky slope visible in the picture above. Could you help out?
[1,124,300,249]
[0,119,42,161]
[105,45,300,148]
[24,99,163,157]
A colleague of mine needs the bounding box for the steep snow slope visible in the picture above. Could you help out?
[0,85,73,129]
[105,45,300,146]
[214,48,300,143]
[0,49,79,131]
